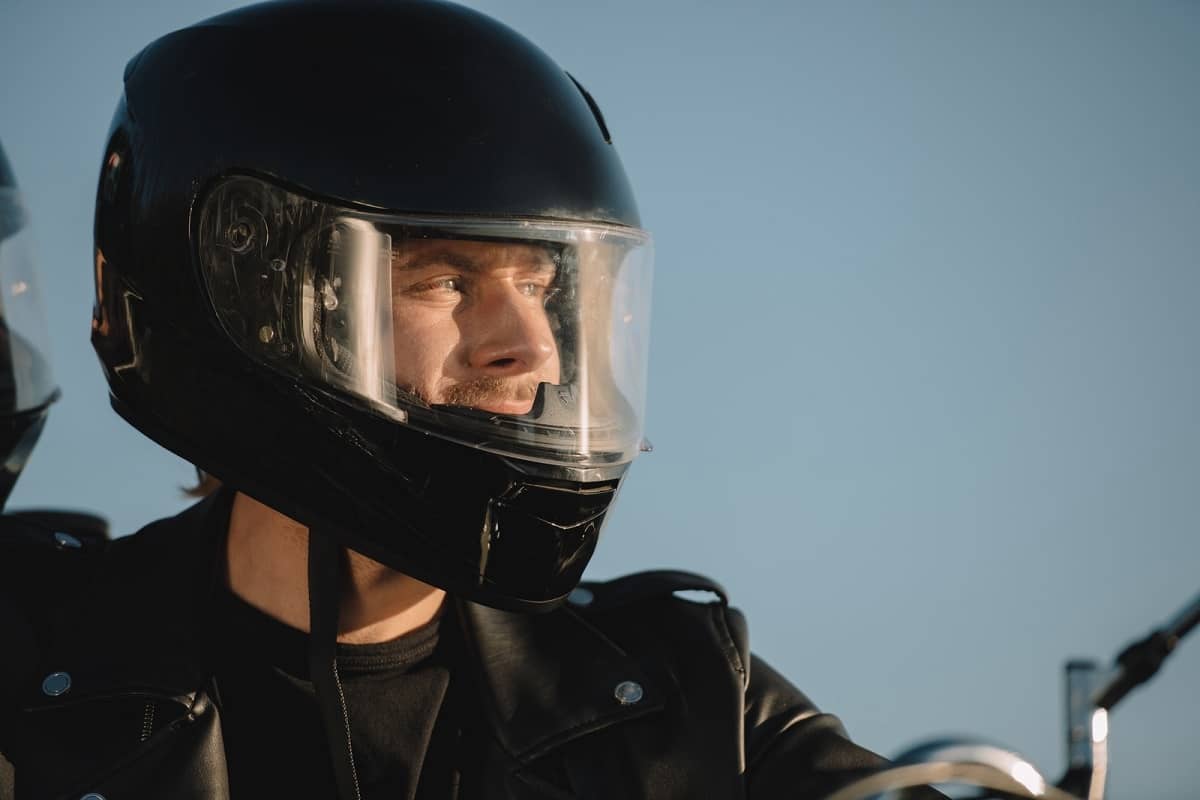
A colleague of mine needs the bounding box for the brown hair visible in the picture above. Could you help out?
[184,468,223,498]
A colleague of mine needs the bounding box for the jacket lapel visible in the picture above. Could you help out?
[455,600,664,765]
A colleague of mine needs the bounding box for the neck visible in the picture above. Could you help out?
[225,491,446,644]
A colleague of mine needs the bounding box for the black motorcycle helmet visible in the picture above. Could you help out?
[0,140,58,509]
[92,0,653,613]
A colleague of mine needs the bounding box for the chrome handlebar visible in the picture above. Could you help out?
[822,589,1198,800]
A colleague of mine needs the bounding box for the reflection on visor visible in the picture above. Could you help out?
[0,188,56,414]
[198,175,653,470]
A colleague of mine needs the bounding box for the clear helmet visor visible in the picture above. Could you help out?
[0,188,56,414]
[197,175,653,471]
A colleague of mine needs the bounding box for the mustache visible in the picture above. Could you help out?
[437,376,538,409]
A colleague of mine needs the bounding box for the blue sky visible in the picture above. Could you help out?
[3,2,1199,796]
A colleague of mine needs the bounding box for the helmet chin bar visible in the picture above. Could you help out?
[527,380,578,425]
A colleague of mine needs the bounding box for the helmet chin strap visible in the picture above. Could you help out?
[307,530,363,800]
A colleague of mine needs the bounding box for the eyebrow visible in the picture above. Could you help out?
[392,246,558,275]
[394,249,481,273]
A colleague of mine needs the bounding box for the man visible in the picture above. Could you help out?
[0,2,936,798]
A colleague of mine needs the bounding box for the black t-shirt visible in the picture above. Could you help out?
[210,588,467,799]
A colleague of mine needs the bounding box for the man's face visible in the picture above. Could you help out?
[390,238,562,414]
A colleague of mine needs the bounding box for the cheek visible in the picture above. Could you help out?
[390,310,461,389]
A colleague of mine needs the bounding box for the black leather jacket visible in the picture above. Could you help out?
[0,496,908,799]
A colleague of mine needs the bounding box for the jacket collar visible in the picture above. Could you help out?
[54,490,665,762]
[454,597,664,763]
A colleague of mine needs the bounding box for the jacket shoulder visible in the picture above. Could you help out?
[0,498,212,692]
[566,569,751,689]
[570,568,729,611]
[0,511,110,612]
[1,501,227,799]
[568,571,897,795]
[0,511,110,701]
[0,509,109,560]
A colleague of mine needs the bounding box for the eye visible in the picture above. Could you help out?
[518,280,558,301]
[404,275,464,298]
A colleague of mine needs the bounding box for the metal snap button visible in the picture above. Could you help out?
[41,671,72,697]
[613,680,643,706]
[80,794,107,800]
[53,532,83,550]
[567,587,595,607]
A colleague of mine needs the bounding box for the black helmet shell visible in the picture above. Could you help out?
[93,0,644,612]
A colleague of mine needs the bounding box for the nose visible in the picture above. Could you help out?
[463,284,557,376]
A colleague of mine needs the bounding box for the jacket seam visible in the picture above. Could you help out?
[709,604,747,686]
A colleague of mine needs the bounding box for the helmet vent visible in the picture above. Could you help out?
[566,73,612,145]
